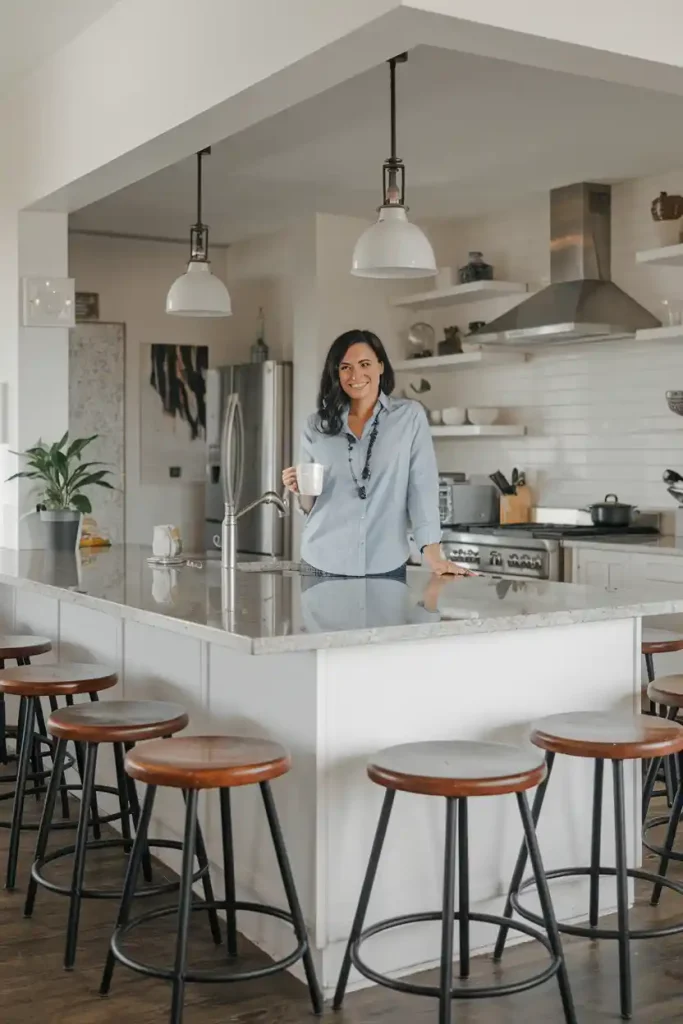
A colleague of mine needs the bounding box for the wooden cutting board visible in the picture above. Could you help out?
[499,484,533,525]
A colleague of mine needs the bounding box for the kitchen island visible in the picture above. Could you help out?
[2,544,683,997]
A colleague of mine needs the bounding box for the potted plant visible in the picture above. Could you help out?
[8,433,114,551]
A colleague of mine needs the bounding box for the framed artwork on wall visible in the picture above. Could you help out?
[140,343,208,485]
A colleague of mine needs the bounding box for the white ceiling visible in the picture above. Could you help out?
[70,45,683,244]
[0,0,120,92]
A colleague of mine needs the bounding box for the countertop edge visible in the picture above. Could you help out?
[2,568,683,656]
[562,536,683,557]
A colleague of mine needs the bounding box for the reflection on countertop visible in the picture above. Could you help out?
[1,546,683,654]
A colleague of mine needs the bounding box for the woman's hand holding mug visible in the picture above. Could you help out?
[282,466,299,494]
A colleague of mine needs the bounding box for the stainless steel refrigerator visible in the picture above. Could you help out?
[204,361,292,556]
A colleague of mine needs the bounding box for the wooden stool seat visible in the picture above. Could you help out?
[367,740,546,798]
[48,700,189,744]
[0,635,51,660]
[125,735,290,790]
[642,629,683,656]
[0,663,117,697]
[531,711,683,760]
[647,674,683,708]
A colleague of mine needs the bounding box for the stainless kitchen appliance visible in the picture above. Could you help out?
[442,522,659,581]
[438,476,498,526]
[205,361,292,556]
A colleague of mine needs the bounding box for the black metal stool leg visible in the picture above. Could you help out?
[100,784,157,996]
[517,791,577,1024]
[589,758,604,929]
[32,699,49,803]
[439,796,457,1024]
[170,788,199,1024]
[643,756,662,824]
[220,787,238,956]
[334,788,395,1009]
[64,742,98,970]
[613,760,632,1021]
[457,797,470,979]
[5,696,36,890]
[260,780,323,1015]
[651,767,683,906]
[113,743,133,853]
[24,738,68,918]
[494,751,555,960]
[182,789,221,946]
[87,693,102,840]
[125,771,153,884]
[0,692,7,765]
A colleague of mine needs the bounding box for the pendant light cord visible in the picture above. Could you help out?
[196,147,211,227]
[389,57,397,162]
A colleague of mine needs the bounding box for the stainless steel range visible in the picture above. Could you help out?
[442,524,659,581]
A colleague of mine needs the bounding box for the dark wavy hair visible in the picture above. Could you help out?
[316,329,395,435]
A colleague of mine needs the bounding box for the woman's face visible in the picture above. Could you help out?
[338,343,384,403]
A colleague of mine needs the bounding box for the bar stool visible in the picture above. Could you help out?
[23,699,217,970]
[333,740,577,1024]
[0,634,52,765]
[641,630,683,803]
[0,663,118,890]
[642,675,683,905]
[100,735,323,1024]
[495,711,683,1021]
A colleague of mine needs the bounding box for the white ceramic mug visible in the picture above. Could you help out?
[153,524,182,558]
[296,463,324,496]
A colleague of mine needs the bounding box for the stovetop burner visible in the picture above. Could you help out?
[473,524,660,540]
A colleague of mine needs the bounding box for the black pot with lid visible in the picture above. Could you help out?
[585,494,637,528]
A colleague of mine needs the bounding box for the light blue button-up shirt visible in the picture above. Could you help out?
[299,393,441,576]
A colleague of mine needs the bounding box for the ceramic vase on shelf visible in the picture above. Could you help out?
[458,251,494,284]
[651,192,683,246]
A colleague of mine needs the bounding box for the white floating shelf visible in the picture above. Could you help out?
[635,325,683,343]
[393,349,526,373]
[430,425,527,439]
[636,243,683,267]
[391,280,528,310]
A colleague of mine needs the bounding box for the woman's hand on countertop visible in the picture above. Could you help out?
[282,466,299,494]
[422,543,474,577]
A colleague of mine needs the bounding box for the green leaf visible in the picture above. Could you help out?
[70,494,92,514]
[71,471,114,490]
[56,431,69,451]
[66,435,97,461]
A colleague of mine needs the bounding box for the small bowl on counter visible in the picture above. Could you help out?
[429,409,443,425]
[441,407,467,426]
[467,407,499,426]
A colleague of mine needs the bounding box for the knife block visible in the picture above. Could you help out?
[499,485,532,525]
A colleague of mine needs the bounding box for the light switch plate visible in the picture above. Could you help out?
[22,276,75,327]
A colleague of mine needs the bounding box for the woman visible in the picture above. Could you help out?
[282,329,470,578]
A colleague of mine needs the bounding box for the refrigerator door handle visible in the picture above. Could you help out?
[221,392,237,506]
[222,392,245,509]
[234,392,245,509]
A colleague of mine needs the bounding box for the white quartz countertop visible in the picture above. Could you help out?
[562,535,683,557]
[1,545,683,654]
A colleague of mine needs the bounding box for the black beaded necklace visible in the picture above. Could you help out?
[345,408,381,500]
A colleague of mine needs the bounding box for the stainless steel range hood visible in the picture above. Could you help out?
[475,182,660,346]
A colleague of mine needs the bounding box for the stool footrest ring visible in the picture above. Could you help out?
[643,815,683,863]
[106,900,308,985]
[512,866,683,940]
[29,837,206,901]
[0,783,120,832]
[351,910,561,1000]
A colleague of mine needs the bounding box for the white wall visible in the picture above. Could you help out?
[398,170,683,510]
[68,229,293,549]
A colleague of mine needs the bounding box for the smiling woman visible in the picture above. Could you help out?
[282,328,471,579]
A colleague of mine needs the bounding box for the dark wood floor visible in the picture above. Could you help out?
[2,792,683,1023]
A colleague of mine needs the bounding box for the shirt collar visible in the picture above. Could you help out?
[342,390,391,432]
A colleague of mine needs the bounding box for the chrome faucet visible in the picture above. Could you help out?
[220,491,289,569]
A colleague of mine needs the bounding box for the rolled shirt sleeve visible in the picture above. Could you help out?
[407,405,442,552]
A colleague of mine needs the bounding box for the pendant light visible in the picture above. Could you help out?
[166,147,232,317]
[351,53,437,279]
